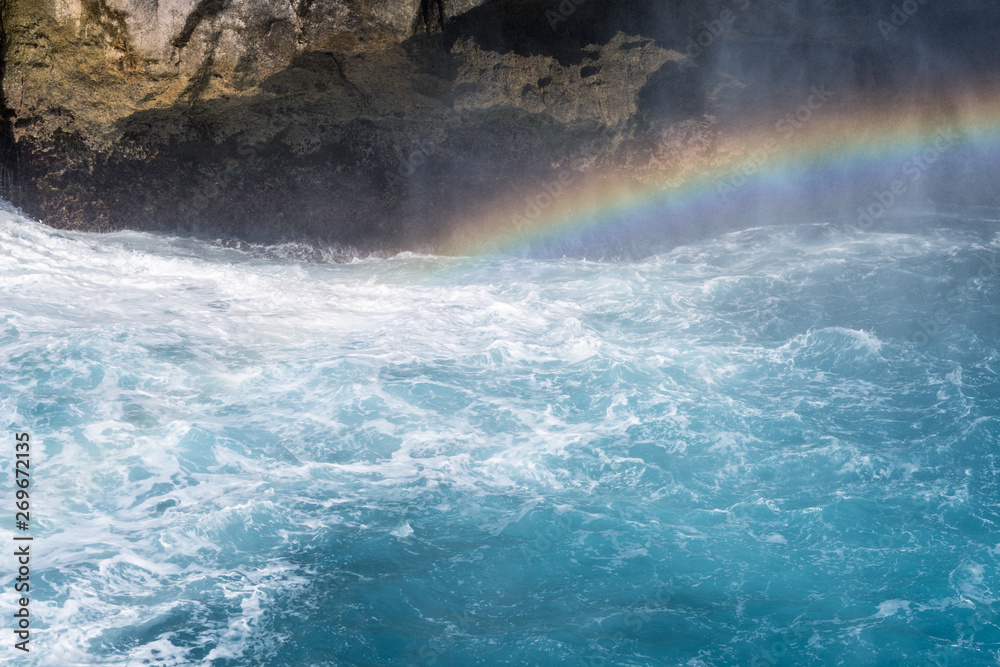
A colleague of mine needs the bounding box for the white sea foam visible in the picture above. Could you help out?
[2,204,998,664]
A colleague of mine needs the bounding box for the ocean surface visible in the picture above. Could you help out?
[1,201,999,666]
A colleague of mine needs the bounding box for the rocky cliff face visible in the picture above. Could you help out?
[0,0,996,248]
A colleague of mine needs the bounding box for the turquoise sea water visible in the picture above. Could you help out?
[1,202,999,665]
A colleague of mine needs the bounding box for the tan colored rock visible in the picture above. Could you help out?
[453,32,683,127]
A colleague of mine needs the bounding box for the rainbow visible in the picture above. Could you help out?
[442,94,1000,256]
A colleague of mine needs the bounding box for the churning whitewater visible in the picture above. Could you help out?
[1,201,999,665]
